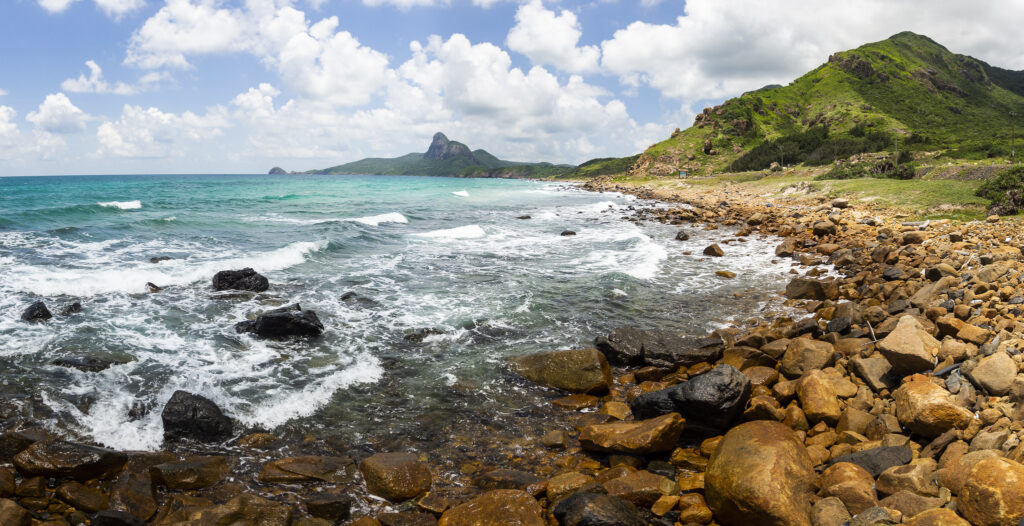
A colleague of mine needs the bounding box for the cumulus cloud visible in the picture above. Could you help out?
[506,0,600,74]
[361,0,449,8]
[37,0,144,17]
[124,0,248,68]
[26,93,92,134]
[600,0,1024,102]
[0,106,19,145]
[62,61,138,95]
[96,104,230,158]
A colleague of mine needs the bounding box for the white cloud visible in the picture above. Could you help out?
[0,89,7,97]
[506,0,600,74]
[0,106,19,146]
[62,61,138,95]
[600,0,1024,102]
[26,93,92,134]
[38,0,144,17]
[97,104,230,158]
[124,0,248,69]
[361,0,449,8]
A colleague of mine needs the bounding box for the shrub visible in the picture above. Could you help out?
[976,166,1024,215]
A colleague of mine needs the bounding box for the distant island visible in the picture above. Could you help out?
[270,132,577,178]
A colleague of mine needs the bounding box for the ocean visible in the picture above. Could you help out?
[0,174,792,453]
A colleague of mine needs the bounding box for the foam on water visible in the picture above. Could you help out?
[347,212,409,226]
[414,225,486,240]
[452,190,470,197]
[1,239,327,296]
[97,200,142,210]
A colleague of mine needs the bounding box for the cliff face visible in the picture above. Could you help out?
[423,133,476,162]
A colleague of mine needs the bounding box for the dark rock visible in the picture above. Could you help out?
[161,391,233,443]
[828,447,913,478]
[145,282,161,293]
[212,268,269,292]
[630,364,751,432]
[403,328,447,343]
[60,302,83,316]
[149,256,171,264]
[0,430,49,463]
[340,292,381,309]
[359,452,432,502]
[561,230,577,236]
[0,499,31,526]
[595,328,723,368]
[786,277,839,300]
[91,510,145,526]
[473,469,545,496]
[56,481,109,512]
[553,492,644,526]
[881,267,906,281]
[20,301,51,322]
[306,494,353,523]
[268,167,287,175]
[151,456,228,490]
[109,452,176,522]
[703,244,724,257]
[235,309,324,339]
[52,355,129,373]
[516,215,532,220]
[379,511,438,526]
[674,231,690,241]
[13,440,127,481]
[594,327,645,366]
[826,316,851,335]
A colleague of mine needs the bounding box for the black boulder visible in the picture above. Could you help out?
[20,301,52,322]
[212,268,269,292]
[161,390,233,443]
[235,309,324,339]
[630,364,751,432]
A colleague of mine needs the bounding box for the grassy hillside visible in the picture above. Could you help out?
[632,32,1024,177]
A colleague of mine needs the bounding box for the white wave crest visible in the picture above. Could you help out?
[414,225,486,240]
[347,212,408,226]
[98,200,142,210]
[1,240,327,296]
[452,190,469,197]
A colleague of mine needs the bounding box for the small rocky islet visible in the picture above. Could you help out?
[5,183,1024,525]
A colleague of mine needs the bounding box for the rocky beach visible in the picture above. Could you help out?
[3,175,1024,526]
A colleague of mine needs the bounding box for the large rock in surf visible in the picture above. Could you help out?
[594,327,724,368]
[438,490,544,526]
[705,420,816,526]
[20,301,52,322]
[509,348,612,394]
[13,440,127,481]
[161,391,233,443]
[553,492,644,526]
[211,268,269,292]
[235,307,325,339]
[630,364,751,431]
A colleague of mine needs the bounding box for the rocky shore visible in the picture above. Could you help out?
[5,178,1024,525]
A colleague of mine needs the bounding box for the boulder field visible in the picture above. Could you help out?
[8,185,1024,525]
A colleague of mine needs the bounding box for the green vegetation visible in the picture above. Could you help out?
[631,31,1024,177]
[815,151,915,181]
[975,166,1024,214]
[553,155,640,180]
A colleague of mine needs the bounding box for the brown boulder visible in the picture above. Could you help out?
[509,348,612,394]
[818,462,878,515]
[958,456,1024,526]
[579,413,685,454]
[968,351,1016,396]
[785,277,839,301]
[158,493,291,525]
[13,440,127,481]
[704,244,725,257]
[705,420,816,526]
[893,378,972,438]
[151,456,228,490]
[601,470,678,507]
[0,499,30,526]
[359,453,432,502]
[259,456,354,484]
[438,490,543,526]
[877,316,939,375]
[56,481,109,512]
[779,339,835,378]
[904,508,970,526]
[797,370,841,425]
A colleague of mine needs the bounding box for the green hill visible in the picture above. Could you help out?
[285,132,574,178]
[629,31,1024,178]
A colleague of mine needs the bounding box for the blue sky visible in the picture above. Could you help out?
[2,0,1023,175]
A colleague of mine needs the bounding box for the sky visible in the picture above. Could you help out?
[2,0,1024,175]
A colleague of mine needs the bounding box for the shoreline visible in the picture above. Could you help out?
[4,179,1022,525]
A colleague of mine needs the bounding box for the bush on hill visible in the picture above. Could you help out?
[975,166,1024,215]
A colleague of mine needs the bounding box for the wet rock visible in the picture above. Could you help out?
[378,511,436,526]
[967,351,1016,396]
[877,316,939,376]
[878,491,944,519]
[579,413,685,454]
[438,490,543,526]
[0,499,31,526]
[893,379,973,438]
[305,494,353,523]
[553,492,643,526]
[812,496,852,526]
[472,469,545,497]
[161,493,291,525]
[876,458,938,497]
[20,301,52,322]
[109,451,175,521]
[785,277,839,300]
[509,348,612,394]
[92,510,145,526]
[516,215,531,220]
[703,244,724,257]
[145,282,162,293]
[340,292,381,309]
[828,447,913,478]
[546,471,594,502]
[903,508,970,525]
[780,339,836,378]
[818,462,878,515]
[705,420,816,526]
[150,256,171,264]
[630,365,750,431]
[161,390,233,443]
[561,230,577,236]
[259,456,354,484]
[52,355,129,372]
[60,302,82,316]
[798,370,841,425]
[151,456,228,490]
[212,268,269,292]
[602,470,678,507]
[541,430,569,449]
[958,456,1024,526]
[56,481,109,512]
[813,221,836,237]
[675,230,690,241]
[641,333,724,369]
[13,440,127,481]
[235,308,325,338]
[0,468,12,497]
[360,453,432,502]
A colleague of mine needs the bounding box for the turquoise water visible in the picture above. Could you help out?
[0,174,791,451]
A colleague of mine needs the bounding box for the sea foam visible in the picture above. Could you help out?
[452,190,470,197]
[98,200,142,210]
[414,225,486,240]
[346,212,408,226]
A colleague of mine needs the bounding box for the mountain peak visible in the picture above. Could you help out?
[424,132,474,161]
